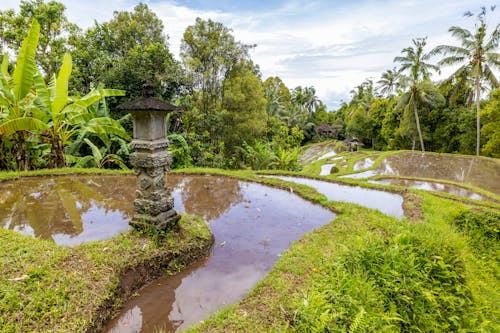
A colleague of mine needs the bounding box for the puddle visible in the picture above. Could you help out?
[369,178,486,201]
[341,152,500,195]
[320,164,335,176]
[104,175,335,332]
[266,176,404,218]
[353,157,375,171]
[0,175,135,246]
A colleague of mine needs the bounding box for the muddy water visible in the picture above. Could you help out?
[267,175,404,218]
[0,175,135,246]
[369,178,486,201]
[342,152,500,195]
[105,175,335,332]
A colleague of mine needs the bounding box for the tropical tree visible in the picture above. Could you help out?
[394,37,440,151]
[0,0,79,78]
[70,3,181,101]
[221,61,267,156]
[431,6,500,155]
[292,86,319,116]
[377,67,401,97]
[263,76,291,117]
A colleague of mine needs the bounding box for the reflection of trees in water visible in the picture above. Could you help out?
[0,176,135,240]
[378,153,500,194]
[171,176,243,222]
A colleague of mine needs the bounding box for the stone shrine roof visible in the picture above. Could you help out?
[117,97,181,112]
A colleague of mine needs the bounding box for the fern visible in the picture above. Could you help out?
[350,307,367,333]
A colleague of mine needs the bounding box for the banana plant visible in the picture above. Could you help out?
[33,53,128,168]
[0,20,49,170]
[69,138,128,170]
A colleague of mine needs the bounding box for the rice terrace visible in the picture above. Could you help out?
[0,1,498,332]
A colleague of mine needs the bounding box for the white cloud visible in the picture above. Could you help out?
[1,0,498,109]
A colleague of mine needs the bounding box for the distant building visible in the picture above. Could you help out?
[343,137,364,152]
[316,123,338,138]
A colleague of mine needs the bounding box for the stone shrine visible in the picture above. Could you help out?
[117,85,181,230]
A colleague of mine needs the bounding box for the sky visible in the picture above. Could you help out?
[1,0,499,109]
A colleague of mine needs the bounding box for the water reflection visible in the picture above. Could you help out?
[105,175,335,332]
[369,178,486,201]
[172,175,243,221]
[0,176,135,245]
[320,164,335,175]
[342,152,500,195]
[267,175,404,218]
[353,157,375,171]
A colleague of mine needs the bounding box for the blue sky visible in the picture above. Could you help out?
[1,0,499,109]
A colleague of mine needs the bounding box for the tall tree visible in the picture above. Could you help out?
[0,0,78,78]
[70,3,181,101]
[394,37,440,151]
[181,18,253,113]
[181,18,253,148]
[431,6,500,155]
[221,61,267,155]
[291,86,319,116]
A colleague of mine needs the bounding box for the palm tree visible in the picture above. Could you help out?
[431,6,500,155]
[377,67,401,97]
[394,37,440,151]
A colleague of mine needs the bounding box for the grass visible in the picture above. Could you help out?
[177,153,499,332]
[1,160,499,332]
[184,187,499,332]
[0,169,212,333]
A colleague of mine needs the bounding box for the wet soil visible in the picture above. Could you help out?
[266,175,404,218]
[104,174,335,332]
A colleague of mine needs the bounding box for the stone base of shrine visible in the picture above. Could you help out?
[130,209,181,231]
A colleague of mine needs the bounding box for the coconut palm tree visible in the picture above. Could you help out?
[377,67,401,97]
[431,6,500,155]
[394,37,440,151]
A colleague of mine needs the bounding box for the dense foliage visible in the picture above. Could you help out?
[0,1,499,173]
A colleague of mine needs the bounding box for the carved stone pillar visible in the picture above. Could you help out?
[117,86,181,230]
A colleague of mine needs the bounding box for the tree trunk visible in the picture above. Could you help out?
[475,76,481,156]
[413,102,425,152]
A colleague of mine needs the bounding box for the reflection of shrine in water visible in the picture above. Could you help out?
[0,174,245,246]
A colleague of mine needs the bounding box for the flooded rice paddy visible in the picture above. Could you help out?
[320,163,336,175]
[0,174,335,332]
[341,152,500,195]
[105,175,335,332]
[369,178,486,201]
[265,175,404,218]
[0,175,134,246]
